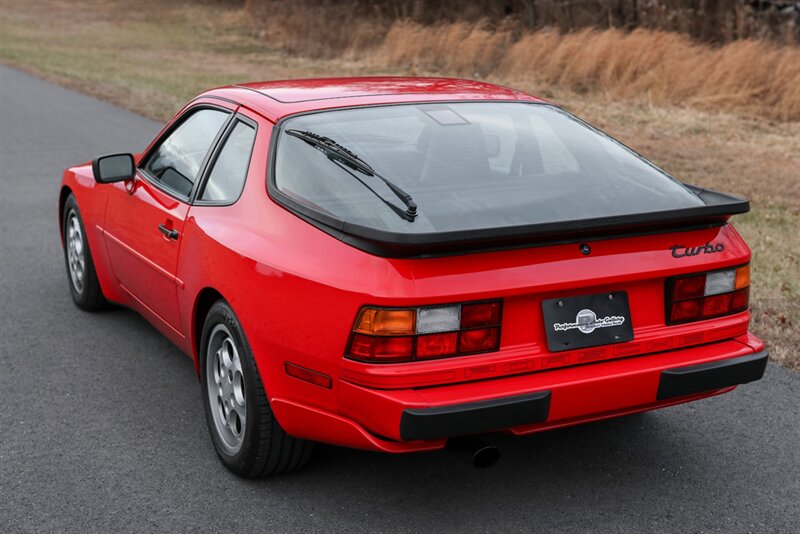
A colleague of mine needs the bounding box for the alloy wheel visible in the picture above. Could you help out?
[66,210,85,293]
[206,324,247,453]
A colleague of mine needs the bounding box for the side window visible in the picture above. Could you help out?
[199,121,256,203]
[143,108,229,197]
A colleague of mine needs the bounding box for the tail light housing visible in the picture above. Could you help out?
[346,300,502,363]
[666,264,750,325]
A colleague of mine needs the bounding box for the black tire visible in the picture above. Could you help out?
[200,300,313,477]
[62,194,107,311]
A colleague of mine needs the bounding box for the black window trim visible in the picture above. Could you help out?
[193,114,259,207]
[137,103,235,203]
[265,100,750,259]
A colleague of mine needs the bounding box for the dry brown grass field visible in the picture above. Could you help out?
[1,0,798,369]
[267,11,800,121]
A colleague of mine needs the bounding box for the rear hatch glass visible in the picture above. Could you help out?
[271,102,745,255]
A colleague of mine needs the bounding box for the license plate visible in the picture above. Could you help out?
[541,291,634,352]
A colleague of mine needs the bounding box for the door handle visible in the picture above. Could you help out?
[158,224,179,240]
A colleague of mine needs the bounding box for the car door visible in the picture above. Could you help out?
[103,106,232,334]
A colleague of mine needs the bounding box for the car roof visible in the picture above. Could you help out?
[199,77,547,122]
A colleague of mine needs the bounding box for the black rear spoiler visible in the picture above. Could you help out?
[282,184,749,258]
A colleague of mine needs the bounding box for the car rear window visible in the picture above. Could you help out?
[273,102,704,235]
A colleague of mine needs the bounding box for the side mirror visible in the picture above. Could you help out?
[92,153,136,183]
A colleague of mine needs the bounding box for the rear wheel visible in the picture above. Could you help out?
[200,300,313,477]
[62,194,106,311]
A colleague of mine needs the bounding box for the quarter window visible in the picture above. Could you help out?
[200,121,256,203]
[143,108,229,198]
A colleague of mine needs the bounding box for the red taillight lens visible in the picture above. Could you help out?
[348,333,414,362]
[348,333,374,359]
[669,299,701,322]
[731,287,750,312]
[372,336,415,359]
[346,300,502,363]
[459,327,500,353]
[672,275,705,300]
[666,264,750,325]
[701,293,732,318]
[416,332,458,359]
[461,302,501,328]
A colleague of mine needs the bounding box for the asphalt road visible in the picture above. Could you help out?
[1,65,799,534]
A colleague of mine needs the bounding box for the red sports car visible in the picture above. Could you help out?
[60,77,767,476]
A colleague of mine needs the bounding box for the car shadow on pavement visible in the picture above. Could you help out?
[230,409,726,530]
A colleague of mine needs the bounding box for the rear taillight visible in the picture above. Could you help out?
[666,264,750,324]
[345,301,502,363]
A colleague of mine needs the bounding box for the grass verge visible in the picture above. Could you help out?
[1,0,798,369]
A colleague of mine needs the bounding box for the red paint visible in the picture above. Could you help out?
[60,77,764,453]
[104,177,189,332]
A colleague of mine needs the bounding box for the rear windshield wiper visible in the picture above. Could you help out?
[285,129,418,221]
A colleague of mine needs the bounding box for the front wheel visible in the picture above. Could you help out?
[62,194,106,311]
[200,300,313,477]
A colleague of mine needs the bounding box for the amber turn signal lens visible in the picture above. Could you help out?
[735,265,750,290]
[355,308,415,335]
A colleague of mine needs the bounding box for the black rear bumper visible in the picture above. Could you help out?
[656,350,769,400]
[400,391,551,441]
[398,350,768,441]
